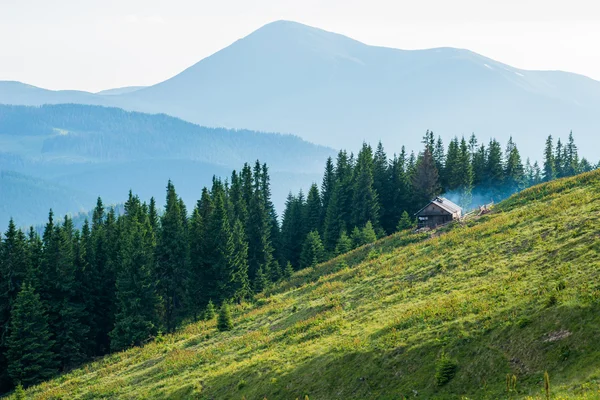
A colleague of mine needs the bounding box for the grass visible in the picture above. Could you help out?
[16,170,600,399]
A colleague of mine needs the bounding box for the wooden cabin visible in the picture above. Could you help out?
[415,197,462,228]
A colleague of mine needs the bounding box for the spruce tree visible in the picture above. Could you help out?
[0,220,28,391]
[53,216,89,370]
[566,131,579,177]
[283,262,294,279]
[372,142,392,233]
[360,221,377,245]
[205,183,233,304]
[411,148,440,210]
[223,219,251,303]
[246,162,275,288]
[554,138,564,178]
[217,303,234,332]
[305,184,322,234]
[280,192,305,269]
[6,284,57,388]
[456,137,474,209]
[335,230,353,256]
[110,205,159,352]
[472,143,487,187]
[396,211,414,231]
[204,300,216,320]
[484,139,504,191]
[543,135,555,182]
[156,181,189,332]
[352,143,380,229]
[320,157,336,223]
[504,137,525,192]
[300,231,325,269]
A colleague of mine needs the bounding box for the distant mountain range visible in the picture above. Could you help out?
[2,20,600,159]
[0,104,333,227]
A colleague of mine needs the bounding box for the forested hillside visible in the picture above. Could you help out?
[0,131,597,396]
[9,159,600,399]
[0,104,333,227]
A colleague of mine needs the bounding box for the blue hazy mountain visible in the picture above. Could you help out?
[0,104,333,227]
[2,21,600,158]
[96,86,146,96]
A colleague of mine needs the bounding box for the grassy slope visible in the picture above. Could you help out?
[21,171,600,400]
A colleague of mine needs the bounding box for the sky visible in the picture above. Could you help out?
[1,0,599,92]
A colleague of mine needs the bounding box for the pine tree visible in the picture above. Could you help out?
[0,220,28,391]
[280,192,305,269]
[334,230,353,256]
[110,203,159,352]
[283,262,294,279]
[443,137,460,190]
[484,139,504,192]
[204,300,216,320]
[6,284,57,388]
[411,148,440,210]
[300,231,325,269]
[205,183,233,304]
[155,181,189,332]
[388,148,411,230]
[246,162,275,288]
[223,219,251,303]
[352,143,380,229]
[53,216,89,370]
[504,137,525,192]
[566,131,579,177]
[188,206,205,320]
[472,143,487,187]
[372,142,392,233]
[320,157,336,222]
[433,136,446,178]
[554,138,565,178]
[360,221,377,245]
[543,135,555,182]
[305,184,322,234]
[396,211,414,231]
[217,303,234,332]
[456,137,474,209]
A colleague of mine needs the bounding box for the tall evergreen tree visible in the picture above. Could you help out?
[222,219,251,303]
[300,231,325,269]
[456,137,474,208]
[566,131,579,177]
[411,148,440,210]
[155,181,189,332]
[372,142,392,233]
[280,192,305,269]
[352,143,380,229]
[305,184,322,234]
[504,137,525,192]
[6,284,57,388]
[110,199,160,352]
[484,139,504,191]
[53,216,89,370]
[0,220,28,391]
[543,135,555,182]
[320,157,336,227]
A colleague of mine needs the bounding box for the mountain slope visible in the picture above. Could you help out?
[0,104,333,227]
[117,20,600,158]
[0,170,94,227]
[3,21,600,158]
[20,170,600,399]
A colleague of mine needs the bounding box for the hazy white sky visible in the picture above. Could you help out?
[1,0,599,92]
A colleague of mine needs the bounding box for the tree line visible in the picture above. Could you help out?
[0,131,596,393]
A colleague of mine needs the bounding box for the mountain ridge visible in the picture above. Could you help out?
[2,20,600,158]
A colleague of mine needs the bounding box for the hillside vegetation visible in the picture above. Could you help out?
[18,170,600,399]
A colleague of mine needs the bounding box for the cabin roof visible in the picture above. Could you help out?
[415,197,462,216]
